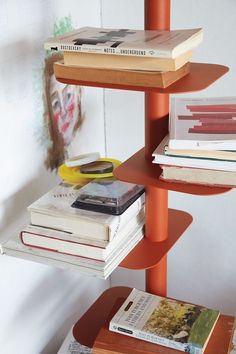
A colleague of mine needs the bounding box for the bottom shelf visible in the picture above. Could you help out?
[73,286,235,353]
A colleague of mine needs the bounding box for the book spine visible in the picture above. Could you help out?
[45,42,171,58]
[109,322,188,352]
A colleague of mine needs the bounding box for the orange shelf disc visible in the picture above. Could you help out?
[120,208,192,269]
[114,148,231,196]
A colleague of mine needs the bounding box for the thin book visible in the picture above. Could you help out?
[44,26,203,59]
[62,50,192,72]
[109,288,220,354]
[152,135,236,171]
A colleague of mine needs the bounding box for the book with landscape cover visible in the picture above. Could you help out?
[159,165,236,188]
[94,300,235,354]
[152,135,236,172]
[62,50,192,71]
[27,182,145,242]
[53,61,190,89]
[2,223,144,279]
[169,96,236,150]
[20,208,144,261]
[44,26,203,59]
[109,288,220,354]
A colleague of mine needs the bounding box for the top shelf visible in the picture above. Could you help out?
[54,62,229,93]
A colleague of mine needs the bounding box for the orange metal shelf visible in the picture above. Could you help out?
[114,148,231,196]
[72,286,235,352]
[54,62,229,93]
[120,208,192,269]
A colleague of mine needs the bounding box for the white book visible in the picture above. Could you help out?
[20,209,144,261]
[44,26,203,59]
[57,326,91,354]
[27,182,144,242]
[169,96,236,150]
[2,224,144,279]
[109,288,219,354]
[152,135,236,171]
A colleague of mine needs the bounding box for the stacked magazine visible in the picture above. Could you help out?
[2,180,145,279]
[152,96,236,188]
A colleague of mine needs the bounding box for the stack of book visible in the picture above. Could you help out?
[92,288,235,354]
[3,181,145,279]
[152,96,236,187]
[45,26,203,88]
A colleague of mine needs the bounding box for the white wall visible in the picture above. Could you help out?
[0,1,109,353]
[106,0,236,317]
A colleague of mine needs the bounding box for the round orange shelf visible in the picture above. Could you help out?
[120,208,192,269]
[114,148,231,196]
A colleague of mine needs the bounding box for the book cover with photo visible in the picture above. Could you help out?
[109,288,220,354]
[169,96,236,150]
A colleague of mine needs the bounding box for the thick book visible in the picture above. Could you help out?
[20,209,144,261]
[27,182,145,242]
[160,165,236,188]
[152,135,236,172]
[2,224,144,279]
[63,50,192,71]
[109,288,220,354]
[53,61,190,89]
[44,26,203,59]
[169,96,236,150]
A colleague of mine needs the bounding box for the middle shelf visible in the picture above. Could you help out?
[114,148,231,196]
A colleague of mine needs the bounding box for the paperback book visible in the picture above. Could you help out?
[20,209,144,261]
[27,182,144,242]
[45,26,203,59]
[169,96,236,150]
[152,135,236,172]
[62,50,192,71]
[109,288,220,354]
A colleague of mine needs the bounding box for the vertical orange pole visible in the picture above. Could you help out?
[145,0,170,296]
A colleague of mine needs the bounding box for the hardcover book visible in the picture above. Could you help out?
[109,288,220,354]
[44,26,203,59]
[2,224,144,279]
[20,209,144,261]
[152,135,236,172]
[62,50,192,72]
[53,61,190,89]
[169,96,236,150]
[27,182,145,242]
